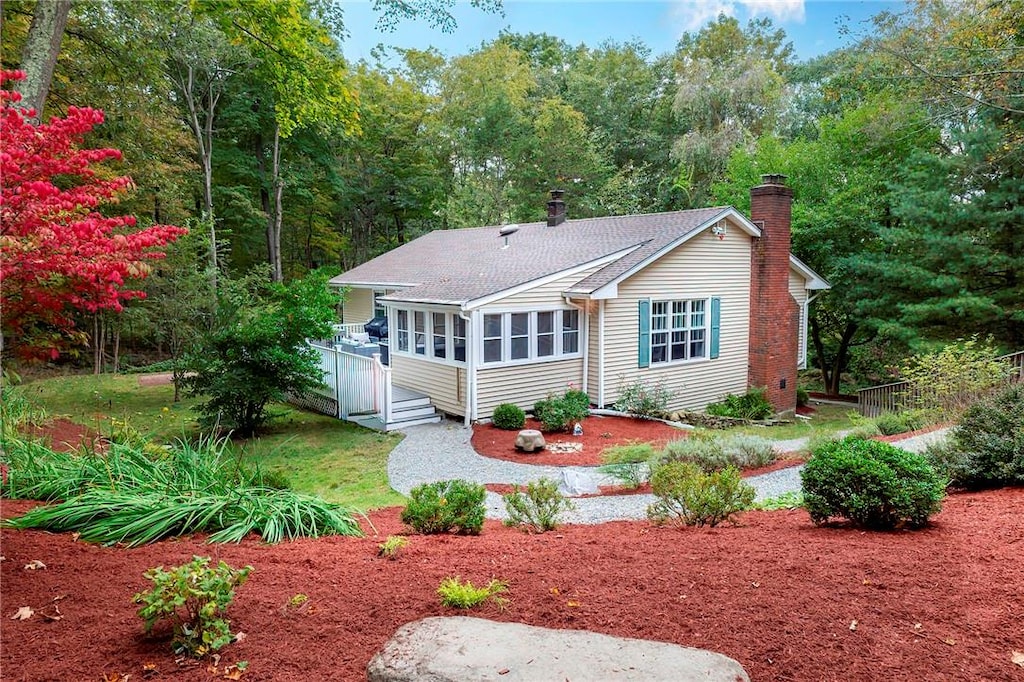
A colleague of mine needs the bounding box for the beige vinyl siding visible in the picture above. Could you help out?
[602,226,752,411]
[488,266,604,308]
[789,271,807,305]
[390,354,466,417]
[476,358,585,419]
[588,303,601,402]
[789,270,809,369]
[342,288,374,324]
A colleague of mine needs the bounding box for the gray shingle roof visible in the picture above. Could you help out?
[329,207,732,305]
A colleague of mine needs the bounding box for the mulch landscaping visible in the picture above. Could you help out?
[3,489,1023,681]
[4,419,1022,681]
[471,414,688,467]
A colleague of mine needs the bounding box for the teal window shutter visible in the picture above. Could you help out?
[638,298,651,368]
[710,297,721,359]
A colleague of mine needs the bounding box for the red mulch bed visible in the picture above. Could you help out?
[22,418,101,453]
[472,415,687,467]
[3,490,1023,681]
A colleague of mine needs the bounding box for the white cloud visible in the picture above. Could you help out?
[670,0,806,33]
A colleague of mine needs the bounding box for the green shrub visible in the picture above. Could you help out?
[873,409,932,436]
[705,388,774,420]
[502,478,574,532]
[492,403,526,430]
[938,384,1024,488]
[401,479,486,535]
[658,436,728,472]
[134,556,251,658]
[647,462,754,527]
[533,389,590,432]
[377,535,409,559]
[901,336,1013,418]
[796,386,810,408]
[598,442,656,488]
[437,577,508,609]
[614,378,675,419]
[800,437,946,530]
[720,434,777,469]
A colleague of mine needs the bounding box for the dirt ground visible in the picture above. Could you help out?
[3,489,1023,681]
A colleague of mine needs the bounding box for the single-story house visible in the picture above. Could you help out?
[328,174,829,428]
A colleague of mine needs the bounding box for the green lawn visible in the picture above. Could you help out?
[697,402,860,442]
[20,373,406,510]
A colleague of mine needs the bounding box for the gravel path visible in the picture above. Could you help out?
[387,420,951,524]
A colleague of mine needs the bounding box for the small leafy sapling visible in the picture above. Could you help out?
[377,535,409,559]
[134,556,251,658]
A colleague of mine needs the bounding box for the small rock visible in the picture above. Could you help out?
[514,429,545,452]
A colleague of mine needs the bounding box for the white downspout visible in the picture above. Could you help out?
[564,296,588,394]
[598,299,606,408]
[460,309,475,426]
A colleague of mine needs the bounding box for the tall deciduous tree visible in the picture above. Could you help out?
[16,0,70,116]
[0,72,186,359]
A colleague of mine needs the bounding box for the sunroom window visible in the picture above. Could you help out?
[481,309,582,364]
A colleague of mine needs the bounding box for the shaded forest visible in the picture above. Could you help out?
[1,0,1021,389]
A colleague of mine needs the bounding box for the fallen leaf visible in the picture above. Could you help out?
[549,587,560,595]
[23,560,46,570]
[39,604,62,621]
[849,620,858,631]
[751,582,760,588]
[567,600,581,607]
[1011,651,1024,667]
[10,606,33,620]
[914,623,922,629]
[943,637,956,646]
[101,673,128,682]
[234,631,247,643]
[223,664,246,680]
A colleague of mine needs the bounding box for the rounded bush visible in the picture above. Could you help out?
[942,384,1024,488]
[800,437,945,530]
[401,479,486,535]
[492,403,526,430]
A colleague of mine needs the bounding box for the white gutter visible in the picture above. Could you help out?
[460,309,475,426]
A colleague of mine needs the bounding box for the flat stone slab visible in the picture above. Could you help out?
[367,616,749,682]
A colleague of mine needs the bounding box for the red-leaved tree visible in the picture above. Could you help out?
[0,70,187,360]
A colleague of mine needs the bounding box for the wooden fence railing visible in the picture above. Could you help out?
[857,350,1024,417]
[302,341,392,422]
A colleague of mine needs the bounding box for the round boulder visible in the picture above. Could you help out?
[514,429,545,452]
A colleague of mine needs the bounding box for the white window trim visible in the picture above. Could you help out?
[649,297,710,367]
[388,305,467,368]
[478,307,583,367]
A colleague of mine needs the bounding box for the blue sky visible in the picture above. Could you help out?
[338,0,905,64]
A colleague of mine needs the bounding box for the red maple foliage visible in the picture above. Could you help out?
[0,70,187,360]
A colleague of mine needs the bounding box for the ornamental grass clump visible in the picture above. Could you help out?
[801,437,945,530]
[134,556,251,658]
[1,434,363,545]
[647,462,754,527]
[502,477,574,532]
[401,479,486,535]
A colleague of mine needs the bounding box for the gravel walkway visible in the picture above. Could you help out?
[387,420,951,524]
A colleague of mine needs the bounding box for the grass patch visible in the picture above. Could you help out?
[707,403,858,442]
[19,373,405,510]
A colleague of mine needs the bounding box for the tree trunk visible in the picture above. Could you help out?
[17,0,72,117]
[267,124,284,282]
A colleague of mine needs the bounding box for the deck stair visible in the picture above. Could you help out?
[351,385,441,431]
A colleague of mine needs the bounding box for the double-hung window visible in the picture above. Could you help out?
[453,316,467,362]
[656,299,705,363]
[432,312,447,359]
[483,314,503,363]
[413,311,426,355]
[395,310,410,352]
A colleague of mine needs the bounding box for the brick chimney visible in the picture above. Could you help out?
[547,189,566,227]
[748,174,799,415]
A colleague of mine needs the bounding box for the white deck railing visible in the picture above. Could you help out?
[308,341,392,422]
